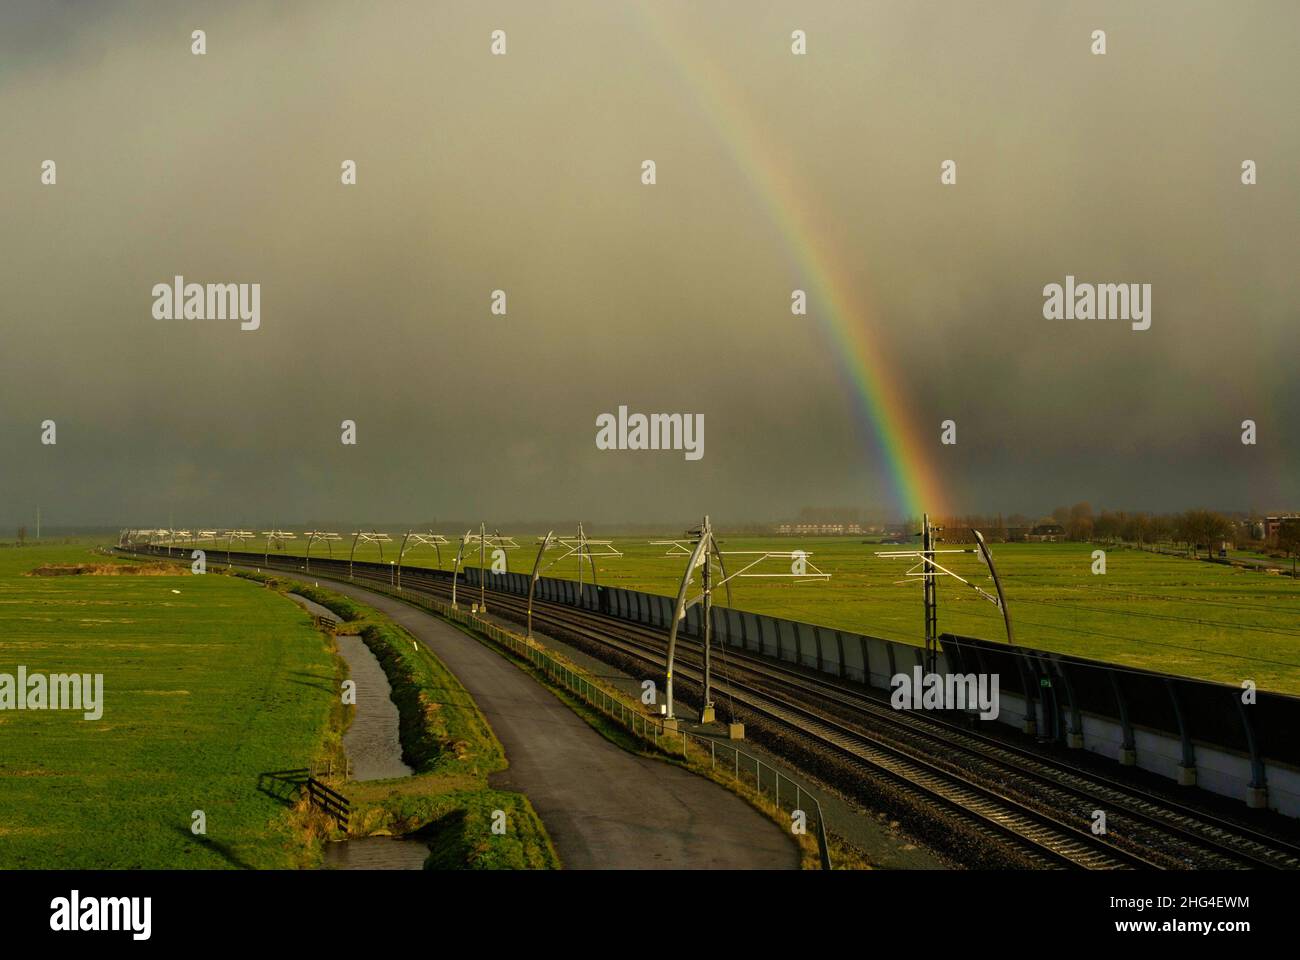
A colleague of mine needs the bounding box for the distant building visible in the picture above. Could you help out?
[1026,523,1065,542]
[774,520,864,536]
[1265,516,1300,540]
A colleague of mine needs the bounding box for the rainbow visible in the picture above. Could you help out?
[636,9,948,520]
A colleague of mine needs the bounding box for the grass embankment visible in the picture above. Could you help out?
[0,542,339,869]
[239,573,558,870]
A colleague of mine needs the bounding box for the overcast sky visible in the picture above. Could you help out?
[2,0,1296,530]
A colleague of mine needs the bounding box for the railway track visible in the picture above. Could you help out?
[127,546,1300,870]
[423,576,1283,869]
[710,646,1300,870]
[378,562,1299,869]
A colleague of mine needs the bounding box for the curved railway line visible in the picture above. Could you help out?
[132,546,1300,871]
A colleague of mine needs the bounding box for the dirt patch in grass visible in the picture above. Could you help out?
[25,562,187,577]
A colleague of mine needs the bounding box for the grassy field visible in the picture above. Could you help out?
[255,535,1300,695]
[0,541,338,869]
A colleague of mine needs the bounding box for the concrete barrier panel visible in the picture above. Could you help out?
[737,612,756,651]
[839,632,865,682]
[998,692,1032,731]
[772,617,797,663]
[1080,713,1125,763]
[795,622,818,669]
[1196,745,1252,805]
[864,637,893,689]
[711,607,730,645]
[1133,727,1184,782]
[1265,765,1300,817]
[724,609,743,647]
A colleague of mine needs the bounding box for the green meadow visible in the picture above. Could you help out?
[0,542,337,868]
[263,535,1300,695]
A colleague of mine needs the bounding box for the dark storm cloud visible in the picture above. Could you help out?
[1,0,1296,529]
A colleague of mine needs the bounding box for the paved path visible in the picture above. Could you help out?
[271,571,798,869]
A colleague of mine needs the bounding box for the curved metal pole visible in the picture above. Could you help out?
[701,537,713,714]
[264,532,272,568]
[576,522,586,605]
[664,532,710,721]
[305,533,316,573]
[710,539,733,608]
[349,531,360,581]
[973,530,1014,645]
[582,547,600,609]
[374,531,385,564]
[700,534,732,715]
[451,533,469,608]
[398,530,412,591]
[479,522,487,611]
[575,522,605,608]
[528,531,555,639]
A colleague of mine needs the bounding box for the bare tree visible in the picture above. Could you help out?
[1067,502,1094,541]
[1093,510,1120,544]
[1278,520,1300,579]
[1180,509,1232,560]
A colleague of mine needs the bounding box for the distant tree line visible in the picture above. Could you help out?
[923,503,1297,563]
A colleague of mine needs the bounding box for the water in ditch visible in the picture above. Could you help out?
[302,599,424,868]
[334,634,413,781]
[323,835,431,870]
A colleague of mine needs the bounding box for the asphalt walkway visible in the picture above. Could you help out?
[274,571,798,869]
